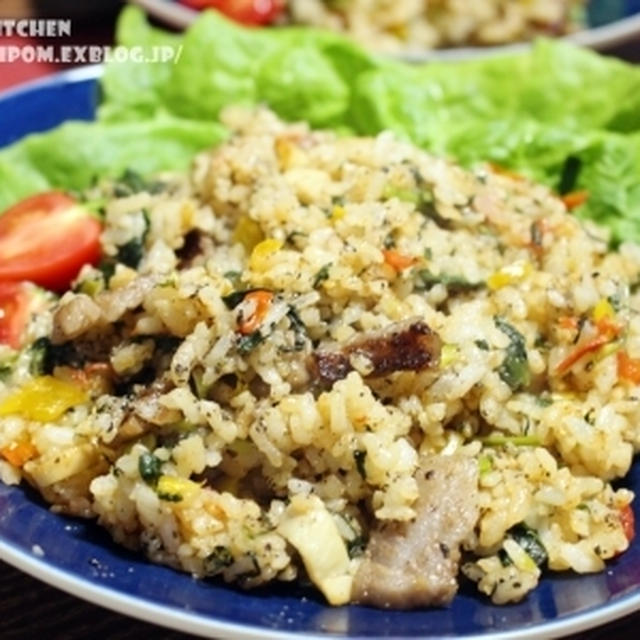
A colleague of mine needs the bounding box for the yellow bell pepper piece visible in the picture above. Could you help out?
[233,216,264,253]
[330,205,345,222]
[249,238,282,272]
[592,298,615,324]
[156,475,200,502]
[488,259,532,291]
[0,376,87,422]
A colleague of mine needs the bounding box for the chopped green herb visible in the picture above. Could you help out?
[535,394,553,407]
[382,183,421,205]
[28,337,84,375]
[313,264,331,288]
[607,293,623,312]
[475,339,490,351]
[237,331,264,354]
[498,549,513,567]
[416,190,450,227]
[494,316,530,391]
[286,307,307,351]
[223,270,242,286]
[28,337,52,376]
[508,523,548,568]
[153,335,181,353]
[73,273,104,297]
[113,168,165,197]
[190,369,211,399]
[169,419,197,433]
[205,545,234,574]
[116,210,150,269]
[534,334,550,349]
[285,231,307,246]
[97,260,117,286]
[82,197,108,217]
[114,168,147,196]
[0,363,13,381]
[347,535,367,559]
[353,449,367,479]
[558,155,582,195]
[222,290,248,309]
[117,238,144,269]
[383,232,395,249]
[157,491,182,502]
[478,455,493,475]
[573,315,587,344]
[417,270,485,293]
[530,220,543,248]
[138,452,162,486]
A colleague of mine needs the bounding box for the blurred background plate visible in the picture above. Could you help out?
[2,65,640,640]
[129,0,640,60]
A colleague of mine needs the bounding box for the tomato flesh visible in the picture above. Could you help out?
[0,191,102,292]
[178,0,284,24]
[0,282,30,349]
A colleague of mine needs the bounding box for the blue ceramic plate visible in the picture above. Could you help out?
[129,0,640,61]
[1,67,640,640]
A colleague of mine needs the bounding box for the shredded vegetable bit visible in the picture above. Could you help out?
[382,249,415,272]
[0,440,38,468]
[238,290,274,335]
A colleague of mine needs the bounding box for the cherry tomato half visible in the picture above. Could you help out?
[0,191,102,292]
[0,281,31,349]
[179,0,284,25]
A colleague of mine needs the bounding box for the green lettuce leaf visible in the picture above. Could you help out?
[0,117,226,210]
[1,5,640,246]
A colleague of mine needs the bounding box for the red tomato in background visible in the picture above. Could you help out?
[179,0,284,25]
[0,191,102,292]
[0,282,31,349]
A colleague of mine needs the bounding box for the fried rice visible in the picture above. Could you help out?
[0,106,638,607]
[286,0,586,53]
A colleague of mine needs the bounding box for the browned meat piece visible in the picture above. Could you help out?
[176,230,215,269]
[312,319,441,387]
[352,454,479,609]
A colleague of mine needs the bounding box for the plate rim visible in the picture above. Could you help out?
[1,64,640,639]
[0,64,103,104]
[2,526,640,640]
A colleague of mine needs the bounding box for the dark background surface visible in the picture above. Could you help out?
[0,1,639,638]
